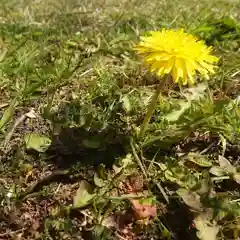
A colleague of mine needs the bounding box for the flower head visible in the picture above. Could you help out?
[135,29,219,85]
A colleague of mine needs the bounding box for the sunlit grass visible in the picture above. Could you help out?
[0,0,240,239]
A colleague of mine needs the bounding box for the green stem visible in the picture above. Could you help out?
[138,77,167,138]
[130,138,148,180]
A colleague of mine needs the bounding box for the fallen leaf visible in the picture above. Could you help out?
[24,133,51,153]
[102,216,117,228]
[25,109,37,118]
[218,156,235,173]
[130,197,157,222]
[194,215,219,240]
[125,174,144,193]
[209,166,226,177]
[177,188,203,212]
[31,219,40,230]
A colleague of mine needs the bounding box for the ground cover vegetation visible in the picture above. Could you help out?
[0,0,240,239]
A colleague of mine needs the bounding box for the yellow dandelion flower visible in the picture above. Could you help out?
[135,29,219,85]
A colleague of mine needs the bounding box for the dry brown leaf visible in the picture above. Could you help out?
[130,199,157,222]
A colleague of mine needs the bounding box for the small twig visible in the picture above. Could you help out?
[153,180,169,204]
[148,149,160,171]
[200,142,215,154]
[106,194,145,200]
[230,198,240,203]
[3,108,36,149]
[19,170,87,201]
[0,228,26,237]
[22,192,43,201]
[131,139,170,203]
[0,103,8,109]
[3,114,27,148]
[54,183,62,194]
[19,170,69,200]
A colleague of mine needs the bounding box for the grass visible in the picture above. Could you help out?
[0,0,240,239]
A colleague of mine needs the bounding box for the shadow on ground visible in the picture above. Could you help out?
[44,98,129,169]
[47,126,127,169]
[163,200,197,240]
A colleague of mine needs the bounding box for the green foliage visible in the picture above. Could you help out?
[24,133,51,152]
[142,86,240,150]
[0,0,240,239]
[73,181,96,208]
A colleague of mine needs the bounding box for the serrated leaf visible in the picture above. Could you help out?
[183,83,207,101]
[185,152,212,167]
[24,133,51,153]
[165,101,190,122]
[177,188,203,212]
[73,181,95,208]
[165,84,207,123]
[113,154,134,174]
[194,215,219,240]
[164,170,183,186]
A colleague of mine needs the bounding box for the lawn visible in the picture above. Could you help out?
[0,0,240,239]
